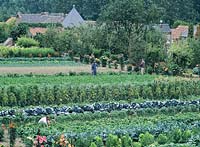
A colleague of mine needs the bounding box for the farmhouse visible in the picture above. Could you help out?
[16,5,85,28]
[171,25,189,42]
[153,23,171,44]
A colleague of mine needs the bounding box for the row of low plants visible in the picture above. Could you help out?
[23,131,195,147]
[0,78,199,106]
[0,57,72,62]
[1,104,200,146]
[0,99,199,117]
[2,101,200,124]
[0,60,83,67]
[14,112,200,146]
[0,46,55,57]
[0,74,158,86]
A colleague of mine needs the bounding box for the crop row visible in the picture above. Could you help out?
[1,99,199,117]
[0,79,199,106]
[0,73,158,86]
[0,58,83,67]
[17,112,200,146]
[23,130,196,147]
[0,57,71,62]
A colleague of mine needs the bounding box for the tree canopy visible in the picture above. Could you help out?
[0,0,199,25]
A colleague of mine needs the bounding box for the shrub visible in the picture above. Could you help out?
[0,46,55,58]
[106,134,121,147]
[121,135,133,147]
[100,56,108,67]
[133,142,142,147]
[90,142,97,147]
[93,49,102,58]
[181,130,192,143]
[157,134,168,145]
[171,129,182,143]
[139,132,154,146]
[84,55,90,64]
[16,37,39,48]
[94,136,104,147]
[127,64,132,72]
[146,66,153,74]
[75,137,92,147]
[193,67,199,75]
[110,54,118,61]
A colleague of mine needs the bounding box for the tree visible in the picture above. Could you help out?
[189,38,200,67]
[168,40,194,68]
[100,0,160,64]
[10,23,28,41]
[128,32,147,64]
[0,23,9,43]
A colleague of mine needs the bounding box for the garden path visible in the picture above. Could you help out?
[0,129,25,147]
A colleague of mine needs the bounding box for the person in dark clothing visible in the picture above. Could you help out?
[140,59,145,75]
[91,61,98,75]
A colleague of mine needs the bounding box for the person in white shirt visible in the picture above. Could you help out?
[38,116,50,126]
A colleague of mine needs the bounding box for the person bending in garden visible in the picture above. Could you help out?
[38,116,50,126]
[91,61,98,75]
[140,59,145,75]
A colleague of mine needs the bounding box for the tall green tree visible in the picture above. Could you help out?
[100,0,160,64]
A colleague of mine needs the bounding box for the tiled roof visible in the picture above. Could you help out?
[18,12,65,24]
[62,5,85,28]
[171,25,189,40]
[29,27,47,36]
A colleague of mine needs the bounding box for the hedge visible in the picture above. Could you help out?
[0,79,200,106]
[0,46,55,57]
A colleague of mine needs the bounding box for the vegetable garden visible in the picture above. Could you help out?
[0,73,200,146]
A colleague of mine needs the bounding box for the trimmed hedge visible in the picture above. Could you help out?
[16,37,40,48]
[0,46,54,57]
[0,79,200,106]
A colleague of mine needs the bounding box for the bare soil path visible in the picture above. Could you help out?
[0,129,25,147]
[0,65,120,75]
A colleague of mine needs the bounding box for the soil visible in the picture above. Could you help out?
[0,65,120,75]
[0,129,25,147]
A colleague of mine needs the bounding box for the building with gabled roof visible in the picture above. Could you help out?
[62,5,85,28]
[171,25,189,42]
[16,5,86,28]
[17,12,65,24]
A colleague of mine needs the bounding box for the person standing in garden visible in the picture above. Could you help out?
[91,61,98,75]
[140,59,145,75]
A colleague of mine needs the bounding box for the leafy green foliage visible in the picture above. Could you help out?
[0,75,199,106]
[133,142,142,147]
[16,37,39,48]
[94,136,104,147]
[121,135,133,147]
[170,129,192,143]
[0,46,54,58]
[106,134,121,147]
[10,23,28,41]
[90,142,97,147]
[157,134,168,145]
[168,41,194,68]
[139,132,154,146]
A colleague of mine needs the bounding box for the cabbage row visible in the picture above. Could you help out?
[0,99,199,117]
